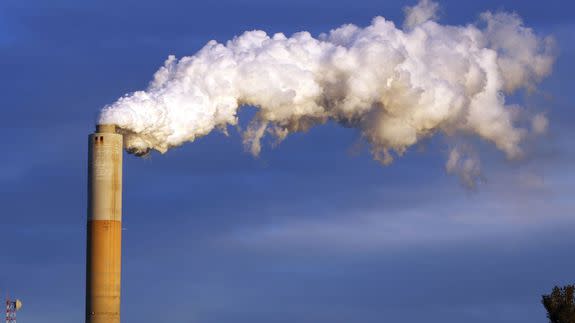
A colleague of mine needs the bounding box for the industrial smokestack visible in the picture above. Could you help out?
[86,124,123,323]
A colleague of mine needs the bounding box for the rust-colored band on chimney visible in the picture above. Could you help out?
[86,124,123,323]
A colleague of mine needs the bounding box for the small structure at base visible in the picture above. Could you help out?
[5,298,22,323]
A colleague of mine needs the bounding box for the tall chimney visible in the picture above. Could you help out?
[86,124,123,323]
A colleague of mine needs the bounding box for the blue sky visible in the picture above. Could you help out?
[0,0,574,322]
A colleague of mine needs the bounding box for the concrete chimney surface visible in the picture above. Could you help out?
[86,126,123,323]
[96,124,117,134]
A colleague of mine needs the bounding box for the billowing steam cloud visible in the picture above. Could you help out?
[100,0,554,184]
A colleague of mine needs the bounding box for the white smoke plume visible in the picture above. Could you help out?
[99,1,554,180]
[446,145,482,188]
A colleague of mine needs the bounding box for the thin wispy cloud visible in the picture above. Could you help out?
[222,165,574,253]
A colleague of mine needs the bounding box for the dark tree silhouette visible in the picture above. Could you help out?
[542,285,575,323]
